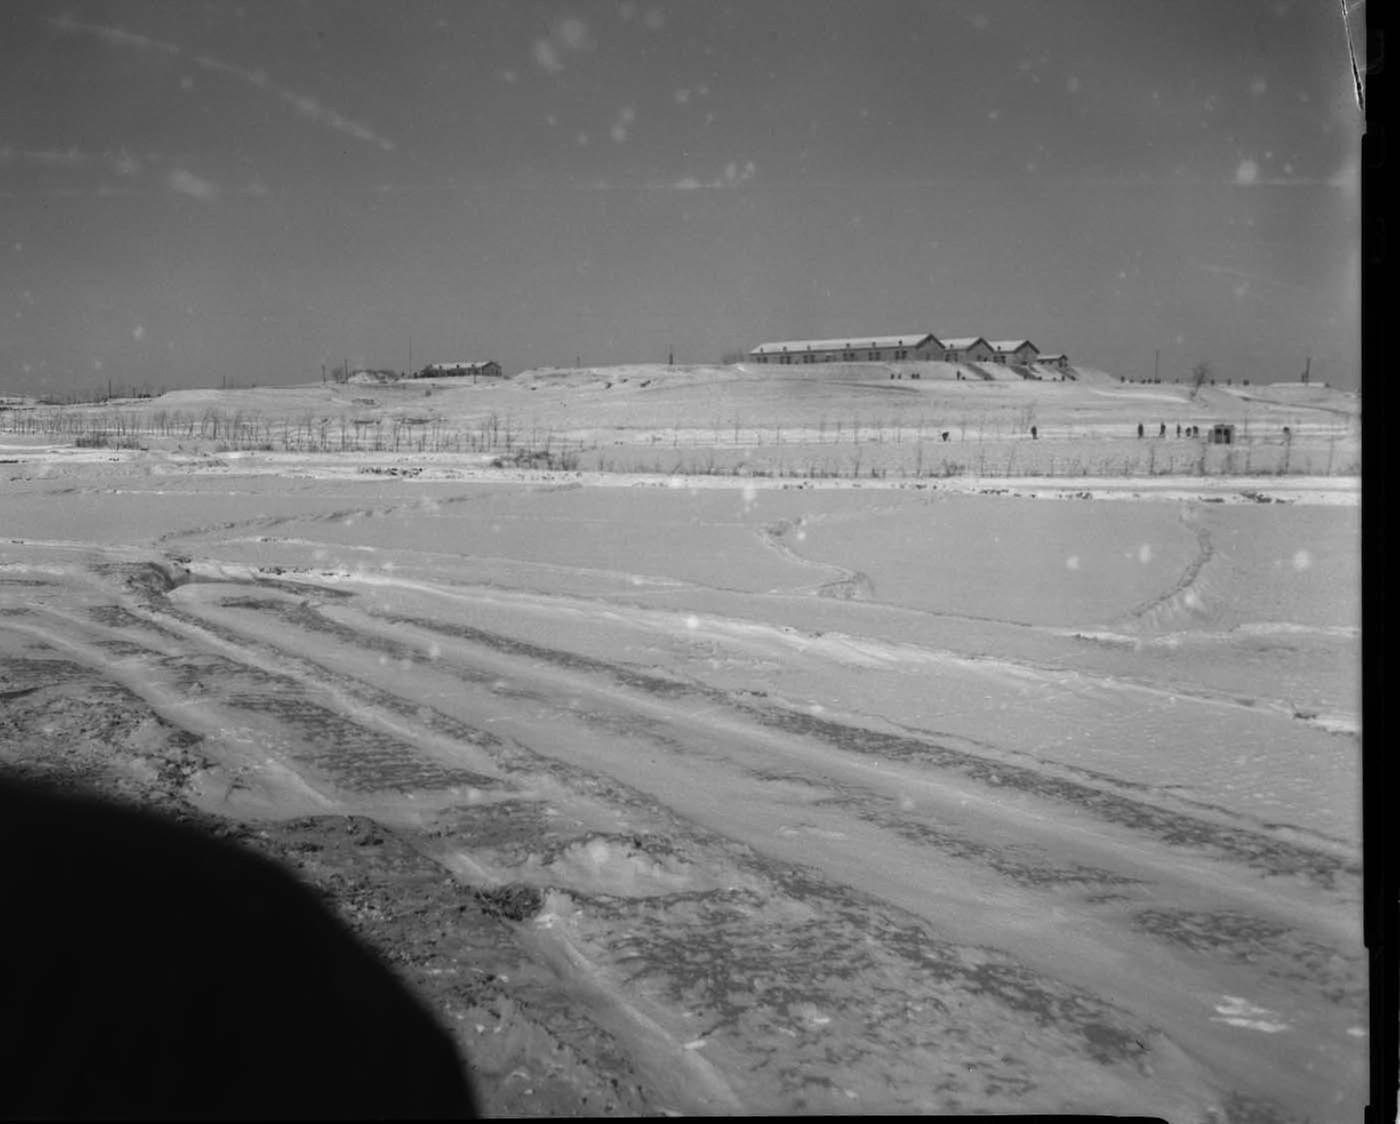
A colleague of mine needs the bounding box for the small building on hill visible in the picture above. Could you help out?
[989,339,1040,365]
[1039,353,1070,371]
[749,333,944,365]
[1209,422,1236,445]
[940,337,995,364]
[418,361,502,379]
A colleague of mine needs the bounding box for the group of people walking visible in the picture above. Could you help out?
[1137,423,1202,438]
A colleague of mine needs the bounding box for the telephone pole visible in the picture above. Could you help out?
[1154,348,1159,383]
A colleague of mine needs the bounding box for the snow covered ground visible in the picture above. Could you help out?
[0,391,1363,1119]
[1,363,1360,480]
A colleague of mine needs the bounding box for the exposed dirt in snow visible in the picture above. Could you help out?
[0,653,657,1116]
[0,452,1363,1121]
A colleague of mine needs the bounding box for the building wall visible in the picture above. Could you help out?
[989,345,1038,365]
[946,340,995,363]
[753,339,1068,370]
[422,362,502,377]
[753,337,943,365]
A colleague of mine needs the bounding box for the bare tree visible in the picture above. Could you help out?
[1190,360,1213,398]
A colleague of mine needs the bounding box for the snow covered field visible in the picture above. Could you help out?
[0,385,1363,1119]
[1,363,1360,480]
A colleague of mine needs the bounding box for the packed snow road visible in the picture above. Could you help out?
[0,460,1363,1120]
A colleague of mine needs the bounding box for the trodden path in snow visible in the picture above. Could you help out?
[0,470,1363,1121]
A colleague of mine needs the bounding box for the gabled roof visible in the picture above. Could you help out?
[988,339,1039,353]
[940,336,990,351]
[1038,353,1068,361]
[750,333,938,356]
[425,361,498,370]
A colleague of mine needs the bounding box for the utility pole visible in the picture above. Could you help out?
[408,335,412,374]
[1302,355,1311,384]
[1153,349,1159,383]
[321,363,326,384]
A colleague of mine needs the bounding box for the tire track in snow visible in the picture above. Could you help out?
[758,518,875,600]
[328,600,1357,890]
[153,487,490,548]
[1113,508,1214,632]
[7,583,1214,1116]
[4,565,1353,1121]
[174,561,1356,848]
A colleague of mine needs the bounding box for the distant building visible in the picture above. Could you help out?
[988,339,1040,365]
[1209,422,1236,445]
[939,337,996,364]
[418,361,503,379]
[749,333,944,365]
[748,333,1061,371]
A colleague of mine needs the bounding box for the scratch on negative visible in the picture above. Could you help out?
[1338,0,1366,117]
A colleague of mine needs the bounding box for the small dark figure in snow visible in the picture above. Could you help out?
[941,431,950,442]
[1031,425,1038,439]
[1137,423,1144,438]
[1283,426,1291,437]
[1176,423,1181,437]
[1159,422,1166,437]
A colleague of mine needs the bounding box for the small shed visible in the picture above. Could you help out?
[1209,423,1236,445]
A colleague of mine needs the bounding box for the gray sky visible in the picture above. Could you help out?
[1,0,1364,393]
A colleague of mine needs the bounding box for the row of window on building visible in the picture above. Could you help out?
[747,334,1069,370]
[413,361,503,378]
